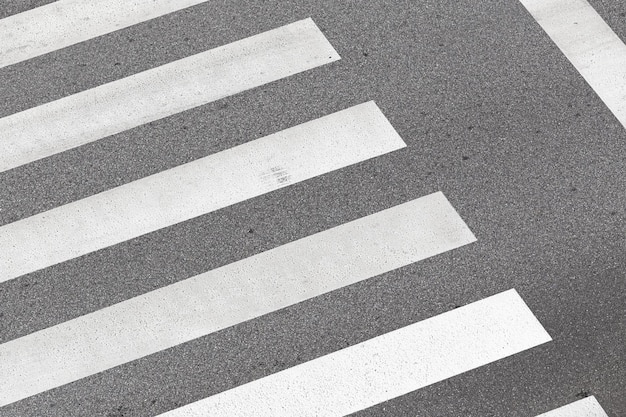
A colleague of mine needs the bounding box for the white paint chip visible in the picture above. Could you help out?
[519,0,626,130]
[536,396,609,417]
[157,289,551,417]
[0,101,403,283]
[0,18,340,172]
[0,191,476,407]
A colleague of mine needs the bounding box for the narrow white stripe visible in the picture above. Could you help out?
[0,18,340,172]
[0,0,211,68]
[519,0,626,130]
[157,289,551,417]
[0,101,403,283]
[536,396,609,417]
[0,191,476,407]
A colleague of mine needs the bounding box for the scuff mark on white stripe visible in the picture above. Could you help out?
[157,289,550,417]
[0,191,476,407]
[0,101,403,283]
[536,396,609,417]
[519,0,626,130]
[0,18,340,172]
[1,0,222,68]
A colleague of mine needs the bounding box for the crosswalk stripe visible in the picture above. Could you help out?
[0,0,214,68]
[536,396,609,417]
[0,101,402,283]
[519,0,626,130]
[0,18,340,173]
[0,191,475,407]
[156,289,550,416]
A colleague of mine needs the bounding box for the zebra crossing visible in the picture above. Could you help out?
[0,101,405,282]
[0,192,476,406]
[0,18,339,172]
[518,0,626,130]
[536,397,609,417]
[0,0,622,415]
[156,290,550,416]
[0,0,215,69]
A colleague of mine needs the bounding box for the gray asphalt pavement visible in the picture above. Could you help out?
[0,0,624,416]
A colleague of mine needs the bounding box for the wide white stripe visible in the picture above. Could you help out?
[536,396,609,417]
[0,101,403,283]
[158,289,550,416]
[519,0,626,130]
[0,0,213,68]
[0,18,340,172]
[0,191,476,407]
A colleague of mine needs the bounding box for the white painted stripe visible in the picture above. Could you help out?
[0,191,476,407]
[519,0,626,130]
[536,396,609,417]
[0,102,403,283]
[157,289,550,417]
[0,18,340,172]
[0,0,212,68]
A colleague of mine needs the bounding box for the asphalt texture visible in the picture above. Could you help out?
[0,0,625,416]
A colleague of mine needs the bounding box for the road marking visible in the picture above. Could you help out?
[0,101,403,283]
[156,289,550,416]
[0,18,340,172]
[519,0,626,130]
[0,0,223,68]
[0,191,476,407]
[536,396,609,417]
